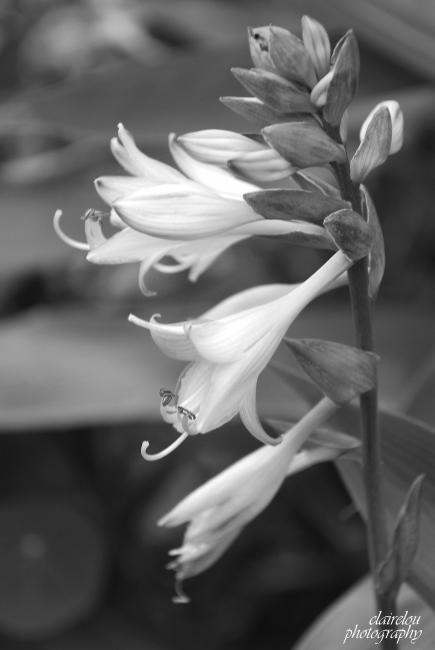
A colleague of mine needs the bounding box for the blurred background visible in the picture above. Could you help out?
[0,0,435,648]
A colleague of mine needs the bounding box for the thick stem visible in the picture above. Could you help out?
[331,152,397,642]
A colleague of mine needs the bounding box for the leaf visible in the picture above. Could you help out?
[285,338,378,404]
[293,576,434,649]
[337,410,435,611]
[243,189,348,223]
[261,358,435,611]
[378,475,425,599]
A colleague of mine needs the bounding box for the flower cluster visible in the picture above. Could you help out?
[55,14,403,599]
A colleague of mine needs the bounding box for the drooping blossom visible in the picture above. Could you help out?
[129,250,351,456]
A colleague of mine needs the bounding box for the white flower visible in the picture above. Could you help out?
[177,129,293,182]
[129,250,351,457]
[54,123,329,294]
[159,396,339,601]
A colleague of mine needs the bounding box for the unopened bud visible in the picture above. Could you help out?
[263,121,346,168]
[350,106,392,182]
[360,100,403,154]
[269,26,317,87]
[286,338,378,404]
[231,67,314,114]
[310,69,333,107]
[220,96,286,128]
[360,185,385,299]
[323,30,359,127]
[323,208,371,261]
[229,148,293,182]
[177,130,261,165]
[244,188,348,223]
[301,16,331,79]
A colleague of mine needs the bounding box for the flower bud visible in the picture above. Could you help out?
[177,130,261,165]
[310,69,333,107]
[244,189,348,223]
[350,106,392,182]
[323,208,371,261]
[323,30,359,127]
[231,67,314,114]
[360,184,385,299]
[229,148,293,182]
[269,26,317,87]
[220,96,286,128]
[285,338,378,404]
[301,16,331,79]
[360,100,404,154]
[263,121,346,168]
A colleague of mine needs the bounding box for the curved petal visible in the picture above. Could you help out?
[86,227,176,264]
[240,380,283,445]
[128,314,197,361]
[94,175,158,204]
[178,129,262,164]
[111,123,185,181]
[114,184,257,239]
[169,134,259,199]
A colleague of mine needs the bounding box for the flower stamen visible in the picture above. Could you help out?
[141,432,189,462]
[53,210,90,251]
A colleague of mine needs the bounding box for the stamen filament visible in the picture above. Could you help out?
[141,432,188,461]
[53,210,90,251]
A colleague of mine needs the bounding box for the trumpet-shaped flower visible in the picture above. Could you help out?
[129,250,351,456]
[159,397,341,601]
[54,122,331,294]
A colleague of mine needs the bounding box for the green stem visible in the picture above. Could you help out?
[330,151,397,643]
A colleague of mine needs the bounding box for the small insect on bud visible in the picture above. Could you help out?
[248,26,275,72]
[360,100,404,155]
[301,15,331,79]
[350,105,392,182]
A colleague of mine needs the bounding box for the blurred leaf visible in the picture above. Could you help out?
[293,576,434,649]
[378,475,425,600]
[0,501,106,640]
[261,357,435,610]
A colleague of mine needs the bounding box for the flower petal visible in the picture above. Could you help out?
[177,129,262,165]
[112,123,185,181]
[128,314,197,361]
[114,184,258,239]
[169,133,259,199]
[240,380,283,445]
[94,175,157,204]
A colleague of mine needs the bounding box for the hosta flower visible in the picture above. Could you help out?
[54,123,329,294]
[177,129,293,182]
[359,100,404,155]
[129,250,351,457]
[159,396,341,602]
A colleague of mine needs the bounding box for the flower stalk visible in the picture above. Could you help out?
[328,126,398,642]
